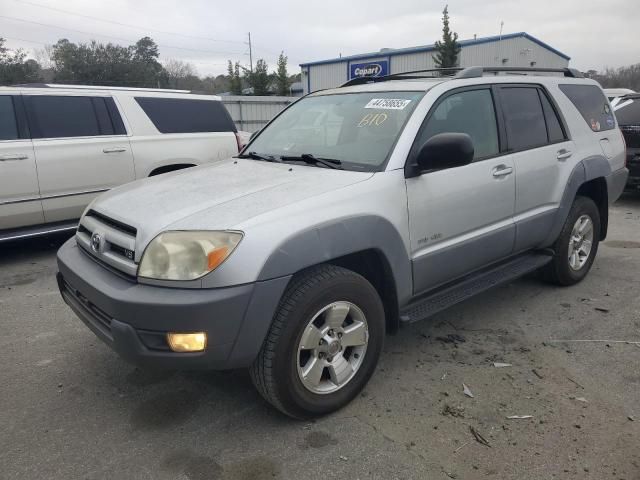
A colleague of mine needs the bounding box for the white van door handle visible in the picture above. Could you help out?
[103,147,127,154]
[492,165,513,177]
[0,154,28,161]
[557,149,572,160]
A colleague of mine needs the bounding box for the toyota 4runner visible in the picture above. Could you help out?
[56,67,628,418]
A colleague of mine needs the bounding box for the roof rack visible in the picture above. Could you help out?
[9,83,192,93]
[455,66,583,78]
[341,68,462,87]
[340,65,583,87]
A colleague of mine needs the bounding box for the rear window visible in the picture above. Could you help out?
[613,98,640,126]
[559,84,615,132]
[0,96,19,141]
[135,97,236,134]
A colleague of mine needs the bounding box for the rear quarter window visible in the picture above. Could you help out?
[135,97,236,134]
[559,84,615,132]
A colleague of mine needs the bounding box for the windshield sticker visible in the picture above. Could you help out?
[358,113,388,127]
[364,98,411,110]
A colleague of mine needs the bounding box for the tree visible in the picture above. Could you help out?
[0,38,42,85]
[433,5,461,69]
[274,52,291,96]
[131,37,163,87]
[227,60,242,95]
[163,58,196,89]
[50,37,164,87]
[586,64,640,92]
[243,58,270,95]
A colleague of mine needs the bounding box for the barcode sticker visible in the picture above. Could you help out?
[364,98,412,110]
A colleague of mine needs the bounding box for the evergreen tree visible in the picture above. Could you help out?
[0,38,42,84]
[243,59,270,95]
[274,52,291,96]
[227,60,242,95]
[433,5,461,69]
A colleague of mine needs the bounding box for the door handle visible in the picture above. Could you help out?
[0,154,28,161]
[492,165,513,177]
[103,147,127,154]
[557,149,572,160]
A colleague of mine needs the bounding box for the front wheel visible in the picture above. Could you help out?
[249,265,385,419]
[542,196,600,286]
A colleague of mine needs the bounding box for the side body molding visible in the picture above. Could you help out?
[542,155,611,247]
[258,215,413,306]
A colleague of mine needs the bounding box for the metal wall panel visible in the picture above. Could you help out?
[303,36,570,92]
[221,96,295,132]
[304,62,349,94]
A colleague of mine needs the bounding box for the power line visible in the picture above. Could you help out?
[0,15,245,55]
[13,0,246,45]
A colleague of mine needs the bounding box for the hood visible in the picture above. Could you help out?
[90,158,374,249]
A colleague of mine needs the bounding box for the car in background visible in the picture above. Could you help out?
[604,88,636,102]
[0,85,242,242]
[613,93,640,190]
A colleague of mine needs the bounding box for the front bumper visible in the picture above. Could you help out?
[57,238,290,370]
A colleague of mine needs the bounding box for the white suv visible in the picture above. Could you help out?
[0,85,241,241]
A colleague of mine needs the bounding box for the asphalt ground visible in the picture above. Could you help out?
[1,192,639,480]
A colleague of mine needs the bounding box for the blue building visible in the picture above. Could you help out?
[299,32,570,94]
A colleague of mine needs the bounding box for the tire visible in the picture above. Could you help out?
[249,264,385,419]
[541,195,600,286]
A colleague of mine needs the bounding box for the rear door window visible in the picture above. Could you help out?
[559,84,615,132]
[499,87,548,151]
[135,97,236,134]
[26,95,101,138]
[0,96,19,141]
[419,88,499,159]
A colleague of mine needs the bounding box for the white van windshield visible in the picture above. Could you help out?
[244,91,425,171]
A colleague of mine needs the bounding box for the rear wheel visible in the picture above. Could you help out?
[542,196,600,286]
[249,265,385,419]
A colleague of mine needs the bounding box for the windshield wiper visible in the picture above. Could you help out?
[280,153,343,170]
[236,151,282,163]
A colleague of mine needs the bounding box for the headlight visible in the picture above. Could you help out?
[138,231,242,281]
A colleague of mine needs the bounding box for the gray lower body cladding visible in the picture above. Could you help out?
[56,238,290,370]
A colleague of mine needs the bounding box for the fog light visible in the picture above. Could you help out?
[166,332,207,352]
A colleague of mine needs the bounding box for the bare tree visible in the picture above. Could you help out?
[162,58,197,88]
[33,45,54,70]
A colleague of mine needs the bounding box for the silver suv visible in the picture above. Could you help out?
[56,67,628,418]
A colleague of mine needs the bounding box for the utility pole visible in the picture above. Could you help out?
[247,32,253,72]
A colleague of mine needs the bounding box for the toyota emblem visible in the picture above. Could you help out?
[91,233,102,252]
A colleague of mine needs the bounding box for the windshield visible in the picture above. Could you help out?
[245,91,425,171]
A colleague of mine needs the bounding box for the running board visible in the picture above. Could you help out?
[0,220,78,242]
[400,253,553,323]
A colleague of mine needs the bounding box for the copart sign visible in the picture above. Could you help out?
[349,60,389,79]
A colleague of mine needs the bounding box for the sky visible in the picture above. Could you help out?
[1,0,638,77]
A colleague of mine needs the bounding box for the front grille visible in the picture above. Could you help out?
[59,276,113,338]
[620,125,640,149]
[76,211,138,277]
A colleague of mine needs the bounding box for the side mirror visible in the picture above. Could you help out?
[415,133,474,173]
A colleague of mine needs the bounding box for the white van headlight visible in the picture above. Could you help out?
[138,231,242,281]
